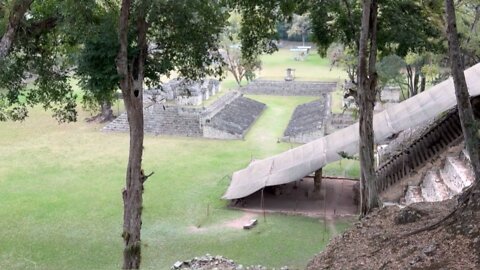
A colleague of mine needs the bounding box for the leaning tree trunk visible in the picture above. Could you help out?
[0,0,34,59]
[445,0,480,190]
[357,0,379,217]
[116,0,149,268]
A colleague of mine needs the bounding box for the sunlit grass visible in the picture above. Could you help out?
[0,49,355,269]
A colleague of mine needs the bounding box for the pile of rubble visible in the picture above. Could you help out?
[171,254,290,270]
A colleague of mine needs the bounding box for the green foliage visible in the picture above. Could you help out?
[145,0,229,85]
[220,11,262,85]
[0,0,96,122]
[309,0,443,57]
[310,0,362,56]
[75,6,120,113]
[286,13,311,42]
[377,54,405,87]
[234,0,300,63]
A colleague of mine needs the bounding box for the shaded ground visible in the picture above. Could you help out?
[307,197,480,269]
[233,178,359,218]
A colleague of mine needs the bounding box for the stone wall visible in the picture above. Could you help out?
[282,94,330,143]
[241,80,337,96]
[104,90,263,139]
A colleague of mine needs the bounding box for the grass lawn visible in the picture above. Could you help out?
[0,96,356,270]
[0,49,357,269]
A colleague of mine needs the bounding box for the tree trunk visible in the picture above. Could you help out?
[116,0,149,269]
[0,0,34,59]
[420,75,426,93]
[314,168,322,193]
[100,101,114,122]
[445,0,480,189]
[413,71,419,96]
[406,65,413,98]
[357,0,379,217]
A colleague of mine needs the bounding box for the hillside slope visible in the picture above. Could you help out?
[307,197,480,269]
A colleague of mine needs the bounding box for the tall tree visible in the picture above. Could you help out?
[115,1,227,268]
[357,0,379,216]
[76,6,119,122]
[220,12,262,86]
[286,13,311,46]
[445,0,480,201]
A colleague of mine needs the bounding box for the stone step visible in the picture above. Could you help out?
[440,155,474,194]
[405,186,424,205]
[421,170,452,202]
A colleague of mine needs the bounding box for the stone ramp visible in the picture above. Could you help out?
[203,96,265,140]
[282,96,329,143]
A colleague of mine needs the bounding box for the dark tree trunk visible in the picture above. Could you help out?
[420,75,426,93]
[0,0,34,59]
[357,0,379,217]
[116,0,149,269]
[314,168,322,193]
[406,65,413,98]
[445,0,480,189]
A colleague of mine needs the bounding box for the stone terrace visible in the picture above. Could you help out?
[282,95,330,143]
[240,80,337,96]
[203,96,266,140]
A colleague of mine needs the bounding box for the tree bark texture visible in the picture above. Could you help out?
[445,0,480,189]
[357,0,379,217]
[0,0,34,59]
[116,0,148,269]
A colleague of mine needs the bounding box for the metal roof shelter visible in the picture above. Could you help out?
[223,63,480,200]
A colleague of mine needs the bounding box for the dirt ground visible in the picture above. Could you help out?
[306,197,480,270]
[232,178,359,218]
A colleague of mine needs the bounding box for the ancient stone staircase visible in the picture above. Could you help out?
[402,149,474,205]
[376,102,480,205]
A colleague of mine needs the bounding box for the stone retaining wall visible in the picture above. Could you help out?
[241,80,337,96]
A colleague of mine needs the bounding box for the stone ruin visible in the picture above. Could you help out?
[144,78,221,106]
[282,96,330,143]
[103,89,265,140]
[240,80,337,96]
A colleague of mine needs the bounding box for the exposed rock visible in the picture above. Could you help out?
[171,254,290,270]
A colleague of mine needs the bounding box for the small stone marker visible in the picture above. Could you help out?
[173,261,183,268]
[243,219,258,230]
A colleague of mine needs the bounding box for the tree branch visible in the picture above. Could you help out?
[0,0,34,59]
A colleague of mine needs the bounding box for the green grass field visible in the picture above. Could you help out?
[0,49,356,269]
